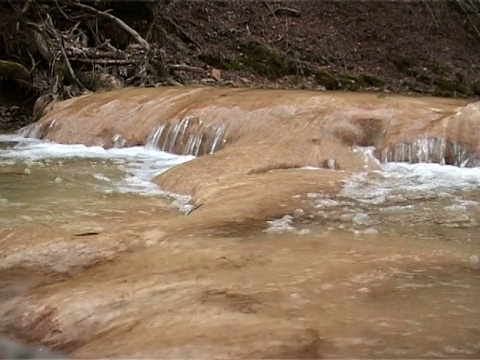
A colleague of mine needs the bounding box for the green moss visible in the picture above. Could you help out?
[470,80,480,96]
[455,72,466,83]
[314,70,338,90]
[360,74,385,87]
[238,42,298,80]
[337,74,364,90]
[433,77,470,96]
[199,54,230,69]
[0,60,30,81]
[432,63,453,76]
[315,71,385,91]
[433,77,456,91]
[201,42,306,81]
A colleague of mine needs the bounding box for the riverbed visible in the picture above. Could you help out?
[1,130,479,358]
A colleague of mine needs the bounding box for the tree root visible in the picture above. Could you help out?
[71,0,151,50]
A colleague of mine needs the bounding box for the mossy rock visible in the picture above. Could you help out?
[0,60,30,82]
[432,63,453,76]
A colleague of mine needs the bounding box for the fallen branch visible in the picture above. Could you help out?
[65,48,127,60]
[169,64,204,73]
[166,77,183,86]
[54,0,72,21]
[70,57,140,65]
[163,16,202,50]
[71,1,151,50]
[273,7,300,17]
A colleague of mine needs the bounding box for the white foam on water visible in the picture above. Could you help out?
[2,135,480,209]
[0,134,194,197]
[342,162,480,204]
[265,215,311,235]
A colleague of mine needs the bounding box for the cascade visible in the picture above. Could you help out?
[144,117,228,156]
[209,123,227,154]
[144,125,165,150]
[380,137,480,167]
[112,134,126,148]
[19,123,43,139]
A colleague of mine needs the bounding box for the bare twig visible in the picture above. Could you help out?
[71,1,151,50]
[69,20,82,35]
[45,14,86,91]
[70,58,139,65]
[144,20,155,43]
[27,49,41,73]
[163,16,202,49]
[169,64,204,73]
[424,2,440,30]
[265,2,278,22]
[54,0,72,21]
[273,7,300,17]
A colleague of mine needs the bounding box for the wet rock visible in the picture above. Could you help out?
[354,227,379,236]
[468,255,479,269]
[211,68,222,82]
[352,212,372,226]
[0,337,65,359]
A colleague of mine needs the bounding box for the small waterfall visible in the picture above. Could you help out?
[184,134,203,156]
[164,120,183,153]
[19,123,43,139]
[19,119,57,139]
[451,143,480,168]
[381,137,480,168]
[209,123,227,154]
[145,125,166,150]
[112,134,126,148]
[144,117,228,156]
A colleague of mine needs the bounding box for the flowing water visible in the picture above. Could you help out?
[0,135,195,229]
[0,132,479,358]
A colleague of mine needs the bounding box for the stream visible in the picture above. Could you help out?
[0,130,479,358]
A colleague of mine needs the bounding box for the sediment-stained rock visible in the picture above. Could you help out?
[4,88,480,358]
[25,87,480,228]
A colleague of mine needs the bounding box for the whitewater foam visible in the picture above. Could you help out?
[2,135,480,208]
[0,135,194,197]
[342,162,480,205]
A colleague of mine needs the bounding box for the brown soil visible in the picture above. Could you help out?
[156,1,480,95]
